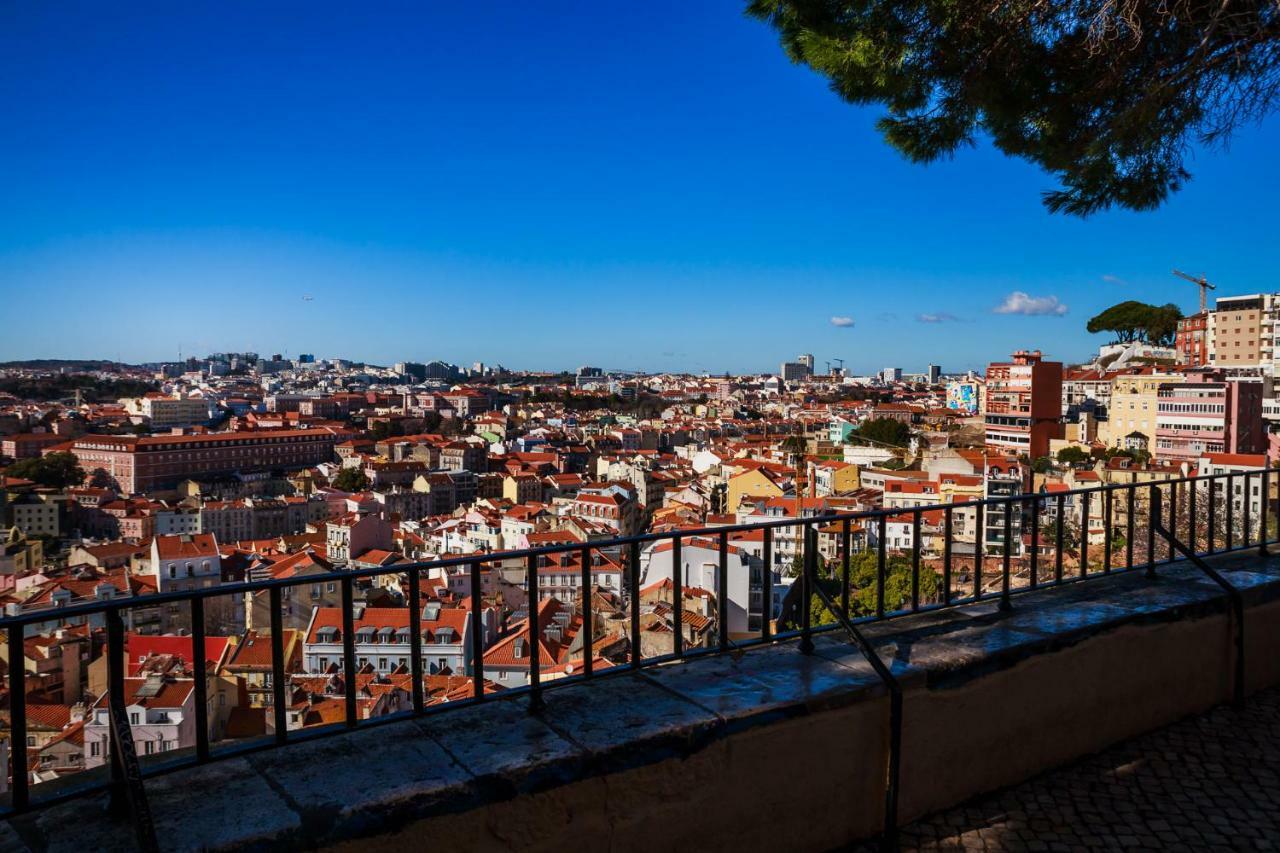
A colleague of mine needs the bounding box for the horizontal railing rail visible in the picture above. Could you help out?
[2,466,1275,828]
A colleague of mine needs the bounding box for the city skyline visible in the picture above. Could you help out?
[3,2,1278,373]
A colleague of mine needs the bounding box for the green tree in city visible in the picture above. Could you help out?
[332,466,370,492]
[1087,302,1183,346]
[808,550,942,626]
[1032,456,1054,474]
[854,417,910,448]
[747,1,1280,215]
[4,452,85,489]
[1056,446,1091,466]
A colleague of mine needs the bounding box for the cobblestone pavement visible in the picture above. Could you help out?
[891,687,1280,851]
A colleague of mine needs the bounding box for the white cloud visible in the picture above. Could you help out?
[917,312,960,323]
[993,291,1068,316]
[1101,274,1126,285]
[830,316,855,328]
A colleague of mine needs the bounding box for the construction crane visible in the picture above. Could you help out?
[1173,269,1216,314]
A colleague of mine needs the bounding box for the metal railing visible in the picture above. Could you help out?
[2,466,1276,848]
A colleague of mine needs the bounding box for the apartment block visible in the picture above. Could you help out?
[983,350,1064,459]
[1154,372,1265,463]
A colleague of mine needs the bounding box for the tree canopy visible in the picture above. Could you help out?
[808,550,941,625]
[4,452,85,489]
[1087,301,1183,345]
[332,467,370,492]
[854,417,911,448]
[747,1,1280,215]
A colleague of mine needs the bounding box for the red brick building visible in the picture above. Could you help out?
[983,350,1064,459]
[1175,312,1210,367]
[68,428,340,495]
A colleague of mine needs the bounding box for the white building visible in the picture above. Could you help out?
[640,536,759,637]
[84,675,196,768]
[302,604,488,677]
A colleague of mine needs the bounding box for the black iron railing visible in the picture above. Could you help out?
[2,467,1276,849]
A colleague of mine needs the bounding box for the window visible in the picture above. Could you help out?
[144,741,155,755]
[90,740,101,757]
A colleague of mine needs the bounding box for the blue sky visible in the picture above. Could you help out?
[2,1,1277,375]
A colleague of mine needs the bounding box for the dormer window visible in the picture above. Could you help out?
[434,627,456,644]
[512,638,526,659]
[316,626,339,643]
[422,602,442,621]
[355,627,376,644]
[377,627,396,644]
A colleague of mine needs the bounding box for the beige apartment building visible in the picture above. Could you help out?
[1208,293,1275,369]
[1101,370,1185,451]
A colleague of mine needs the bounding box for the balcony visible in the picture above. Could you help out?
[5,471,1280,850]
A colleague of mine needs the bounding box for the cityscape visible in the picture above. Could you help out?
[5,2,1280,851]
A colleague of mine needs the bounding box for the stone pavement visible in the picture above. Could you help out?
[889,687,1280,851]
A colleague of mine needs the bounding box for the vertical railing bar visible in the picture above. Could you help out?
[671,536,684,658]
[1000,496,1012,611]
[1055,493,1065,583]
[761,528,773,642]
[943,506,953,605]
[340,575,357,728]
[1169,480,1180,564]
[526,553,544,712]
[973,502,984,600]
[1208,477,1217,555]
[1226,473,1235,551]
[581,545,594,677]
[1029,494,1039,589]
[717,531,729,651]
[470,560,485,702]
[7,623,28,812]
[1261,463,1272,557]
[1147,486,1161,578]
[800,523,814,653]
[409,567,424,713]
[1182,473,1192,555]
[629,541,642,665]
[190,597,210,762]
[1103,488,1113,574]
[1080,490,1090,578]
[841,517,852,617]
[876,515,887,618]
[910,509,921,612]
[1126,485,1135,570]
[269,586,287,745]
[1243,471,1252,548]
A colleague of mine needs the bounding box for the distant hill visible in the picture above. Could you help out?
[0,359,137,372]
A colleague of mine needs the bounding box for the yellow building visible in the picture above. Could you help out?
[726,468,786,513]
[1101,370,1184,450]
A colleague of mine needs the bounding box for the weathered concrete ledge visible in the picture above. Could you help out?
[10,550,1280,852]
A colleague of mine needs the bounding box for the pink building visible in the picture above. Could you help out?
[1155,373,1264,463]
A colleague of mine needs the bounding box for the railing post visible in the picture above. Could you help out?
[1261,464,1272,557]
[526,553,544,713]
[7,623,28,812]
[190,597,210,762]
[1103,487,1113,574]
[1080,490,1090,577]
[1055,493,1065,583]
[761,528,773,642]
[629,541,643,664]
[973,501,984,600]
[409,568,424,713]
[671,536,684,658]
[340,575,357,727]
[910,510,921,612]
[877,515,888,617]
[717,531,730,652]
[1147,486,1161,579]
[581,545,595,676]
[841,517,852,617]
[999,496,1013,612]
[943,506,953,605]
[1029,494,1039,588]
[1126,485,1135,570]
[269,586,288,744]
[799,524,815,654]
[470,560,485,701]
[1208,477,1217,555]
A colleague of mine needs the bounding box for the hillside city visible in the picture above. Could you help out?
[0,290,1274,794]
